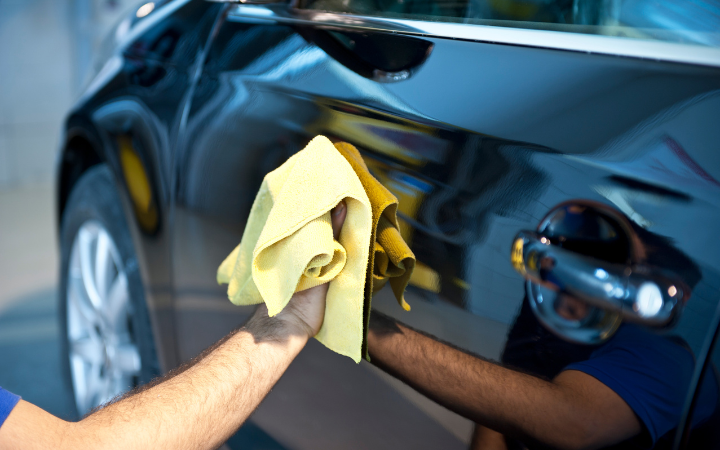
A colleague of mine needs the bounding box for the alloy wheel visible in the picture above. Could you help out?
[66,220,141,415]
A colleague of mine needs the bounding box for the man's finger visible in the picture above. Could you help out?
[331,200,347,240]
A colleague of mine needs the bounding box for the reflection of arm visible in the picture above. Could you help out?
[470,424,507,450]
[367,312,641,450]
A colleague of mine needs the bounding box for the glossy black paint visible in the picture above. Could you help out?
[58,1,720,448]
[59,0,224,370]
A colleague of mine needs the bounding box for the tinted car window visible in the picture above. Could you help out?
[298,0,720,47]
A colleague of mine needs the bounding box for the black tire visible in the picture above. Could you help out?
[59,164,159,418]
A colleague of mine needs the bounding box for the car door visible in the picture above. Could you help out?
[172,0,720,448]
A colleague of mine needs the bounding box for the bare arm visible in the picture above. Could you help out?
[367,312,641,450]
[0,202,347,450]
[2,305,305,450]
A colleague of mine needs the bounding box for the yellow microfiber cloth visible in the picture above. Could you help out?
[333,142,416,359]
[217,136,372,362]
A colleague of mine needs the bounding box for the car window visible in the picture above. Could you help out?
[298,0,720,48]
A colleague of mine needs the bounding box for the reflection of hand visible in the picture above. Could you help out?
[365,307,641,450]
[252,201,347,339]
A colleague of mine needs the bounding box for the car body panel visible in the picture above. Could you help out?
[59,1,720,447]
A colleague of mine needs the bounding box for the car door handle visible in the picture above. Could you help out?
[511,230,690,325]
[222,3,433,82]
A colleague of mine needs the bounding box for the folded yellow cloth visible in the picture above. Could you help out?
[333,142,415,359]
[217,136,372,362]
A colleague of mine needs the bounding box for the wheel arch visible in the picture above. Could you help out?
[57,115,106,228]
[57,111,180,373]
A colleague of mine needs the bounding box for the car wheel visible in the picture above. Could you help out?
[59,164,159,417]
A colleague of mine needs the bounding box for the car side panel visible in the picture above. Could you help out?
[173,12,720,449]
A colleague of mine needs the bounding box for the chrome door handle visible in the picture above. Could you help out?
[511,230,690,325]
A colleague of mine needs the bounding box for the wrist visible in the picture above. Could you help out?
[245,304,312,345]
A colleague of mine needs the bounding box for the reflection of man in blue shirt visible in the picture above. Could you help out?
[570,323,718,447]
[499,296,718,449]
[495,205,719,449]
[367,293,719,450]
[367,208,718,449]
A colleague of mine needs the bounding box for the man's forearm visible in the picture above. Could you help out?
[79,312,304,450]
[367,313,638,450]
[2,202,346,450]
[1,308,307,450]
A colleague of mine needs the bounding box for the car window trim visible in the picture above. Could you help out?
[227,4,720,69]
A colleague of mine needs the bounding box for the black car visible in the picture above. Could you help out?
[56,0,720,448]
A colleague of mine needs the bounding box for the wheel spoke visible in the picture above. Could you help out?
[78,227,102,310]
[94,230,112,300]
[104,272,129,332]
[84,363,103,412]
[70,354,88,411]
[70,336,105,365]
[68,274,99,330]
[113,344,141,375]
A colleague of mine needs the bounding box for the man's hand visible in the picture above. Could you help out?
[0,201,347,450]
[250,199,347,339]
